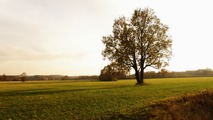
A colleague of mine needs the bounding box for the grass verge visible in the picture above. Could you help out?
[149,89,213,120]
[108,89,213,120]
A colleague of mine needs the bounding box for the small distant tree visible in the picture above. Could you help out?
[99,62,128,81]
[157,69,168,78]
[20,72,27,82]
[99,65,117,81]
[2,74,6,81]
[61,75,70,80]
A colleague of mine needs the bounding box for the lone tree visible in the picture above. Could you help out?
[102,8,172,84]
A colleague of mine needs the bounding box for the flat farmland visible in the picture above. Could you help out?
[0,77,213,119]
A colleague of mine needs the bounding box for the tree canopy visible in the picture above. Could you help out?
[102,8,172,84]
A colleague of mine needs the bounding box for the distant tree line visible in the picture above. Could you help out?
[1,69,213,82]
[141,68,213,79]
[0,74,99,81]
[99,68,213,81]
[0,72,27,82]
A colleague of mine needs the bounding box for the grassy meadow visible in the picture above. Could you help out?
[0,77,213,119]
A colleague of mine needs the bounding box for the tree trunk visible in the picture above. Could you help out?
[137,57,145,85]
[135,69,140,84]
[139,68,144,84]
[132,53,141,84]
[133,63,140,83]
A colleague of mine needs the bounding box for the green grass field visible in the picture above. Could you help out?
[0,77,213,119]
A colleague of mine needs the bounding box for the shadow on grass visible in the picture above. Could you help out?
[0,85,134,97]
[135,82,151,86]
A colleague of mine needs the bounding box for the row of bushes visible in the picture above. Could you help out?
[99,68,213,81]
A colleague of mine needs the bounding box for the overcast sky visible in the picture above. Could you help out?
[0,0,213,75]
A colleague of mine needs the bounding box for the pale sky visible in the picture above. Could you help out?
[0,0,213,75]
